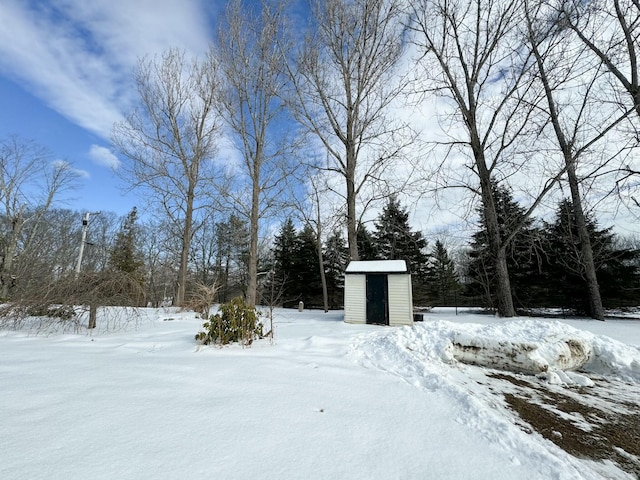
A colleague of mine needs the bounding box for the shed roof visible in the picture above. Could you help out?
[345,259,408,274]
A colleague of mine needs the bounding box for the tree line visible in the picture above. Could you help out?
[2,0,640,321]
[269,197,461,310]
[269,192,640,315]
[466,183,640,315]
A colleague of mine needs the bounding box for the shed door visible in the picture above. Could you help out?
[366,274,388,325]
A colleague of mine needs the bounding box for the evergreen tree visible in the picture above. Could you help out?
[290,224,323,306]
[356,222,377,260]
[109,207,144,278]
[270,217,298,305]
[324,230,349,307]
[466,183,543,310]
[372,196,430,303]
[542,199,640,313]
[427,240,461,305]
[270,219,326,307]
[107,207,145,305]
[272,218,297,280]
[373,197,423,260]
[214,215,250,302]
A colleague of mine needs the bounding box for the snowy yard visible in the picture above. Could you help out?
[1,307,639,479]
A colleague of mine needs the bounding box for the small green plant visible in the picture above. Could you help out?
[195,297,263,346]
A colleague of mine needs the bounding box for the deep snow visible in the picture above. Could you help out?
[1,307,639,479]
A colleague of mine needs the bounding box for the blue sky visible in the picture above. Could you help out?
[0,0,219,216]
[2,0,637,241]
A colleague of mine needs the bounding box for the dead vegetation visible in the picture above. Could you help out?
[488,372,640,477]
[0,271,145,333]
[184,282,219,319]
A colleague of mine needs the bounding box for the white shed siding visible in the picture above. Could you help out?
[344,274,366,324]
[388,274,413,326]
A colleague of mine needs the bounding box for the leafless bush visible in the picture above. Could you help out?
[260,271,288,342]
[0,270,145,334]
[184,282,220,318]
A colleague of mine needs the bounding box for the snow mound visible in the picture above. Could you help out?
[352,319,640,384]
[452,324,592,374]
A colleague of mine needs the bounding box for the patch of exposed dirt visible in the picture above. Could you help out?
[487,373,640,477]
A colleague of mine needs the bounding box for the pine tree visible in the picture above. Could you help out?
[372,196,430,303]
[427,240,461,306]
[214,215,250,302]
[324,230,349,307]
[542,199,640,313]
[109,207,144,278]
[291,224,323,306]
[466,183,543,310]
[270,217,298,305]
[270,219,327,308]
[356,222,377,260]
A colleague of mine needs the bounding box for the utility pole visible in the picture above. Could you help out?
[75,212,99,277]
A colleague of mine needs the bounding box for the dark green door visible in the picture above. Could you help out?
[366,274,388,325]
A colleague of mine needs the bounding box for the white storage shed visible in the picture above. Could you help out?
[344,260,413,326]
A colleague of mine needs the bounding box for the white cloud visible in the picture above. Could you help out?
[74,168,91,179]
[0,0,213,140]
[88,144,120,169]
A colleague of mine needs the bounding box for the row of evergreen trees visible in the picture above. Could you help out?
[111,190,640,314]
[269,189,639,313]
[269,219,346,308]
[467,184,640,314]
[269,197,461,308]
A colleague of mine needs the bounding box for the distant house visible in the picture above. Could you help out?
[344,260,413,326]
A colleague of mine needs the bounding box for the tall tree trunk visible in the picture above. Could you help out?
[215,229,224,302]
[176,188,195,306]
[88,303,97,329]
[346,140,359,261]
[525,8,605,321]
[316,229,329,313]
[313,183,329,313]
[1,213,23,299]
[566,162,605,320]
[224,255,230,304]
[246,161,261,307]
[478,164,516,317]
[494,246,515,316]
[346,176,358,261]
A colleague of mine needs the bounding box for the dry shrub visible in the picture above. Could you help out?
[184,282,219,318]
[0,270,145,333]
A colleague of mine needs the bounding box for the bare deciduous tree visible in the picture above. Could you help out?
[292,172,341,313]
[557,0,640,221]
[112,48,223,306]
[0,136,79,298]
[288,0,410,261]
[558,0,640,120]
[0,207,117,299]
[524,0,638,319]
[215,0,297,306]
[409,0,541,317]
[138,217,176,307]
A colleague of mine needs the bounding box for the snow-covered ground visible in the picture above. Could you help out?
[1,307,639,479]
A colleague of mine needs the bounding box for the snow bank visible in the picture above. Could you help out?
[350,317,640,478]
[585,333,640,381]
[352,319,640,384]
[451,321,592,374]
